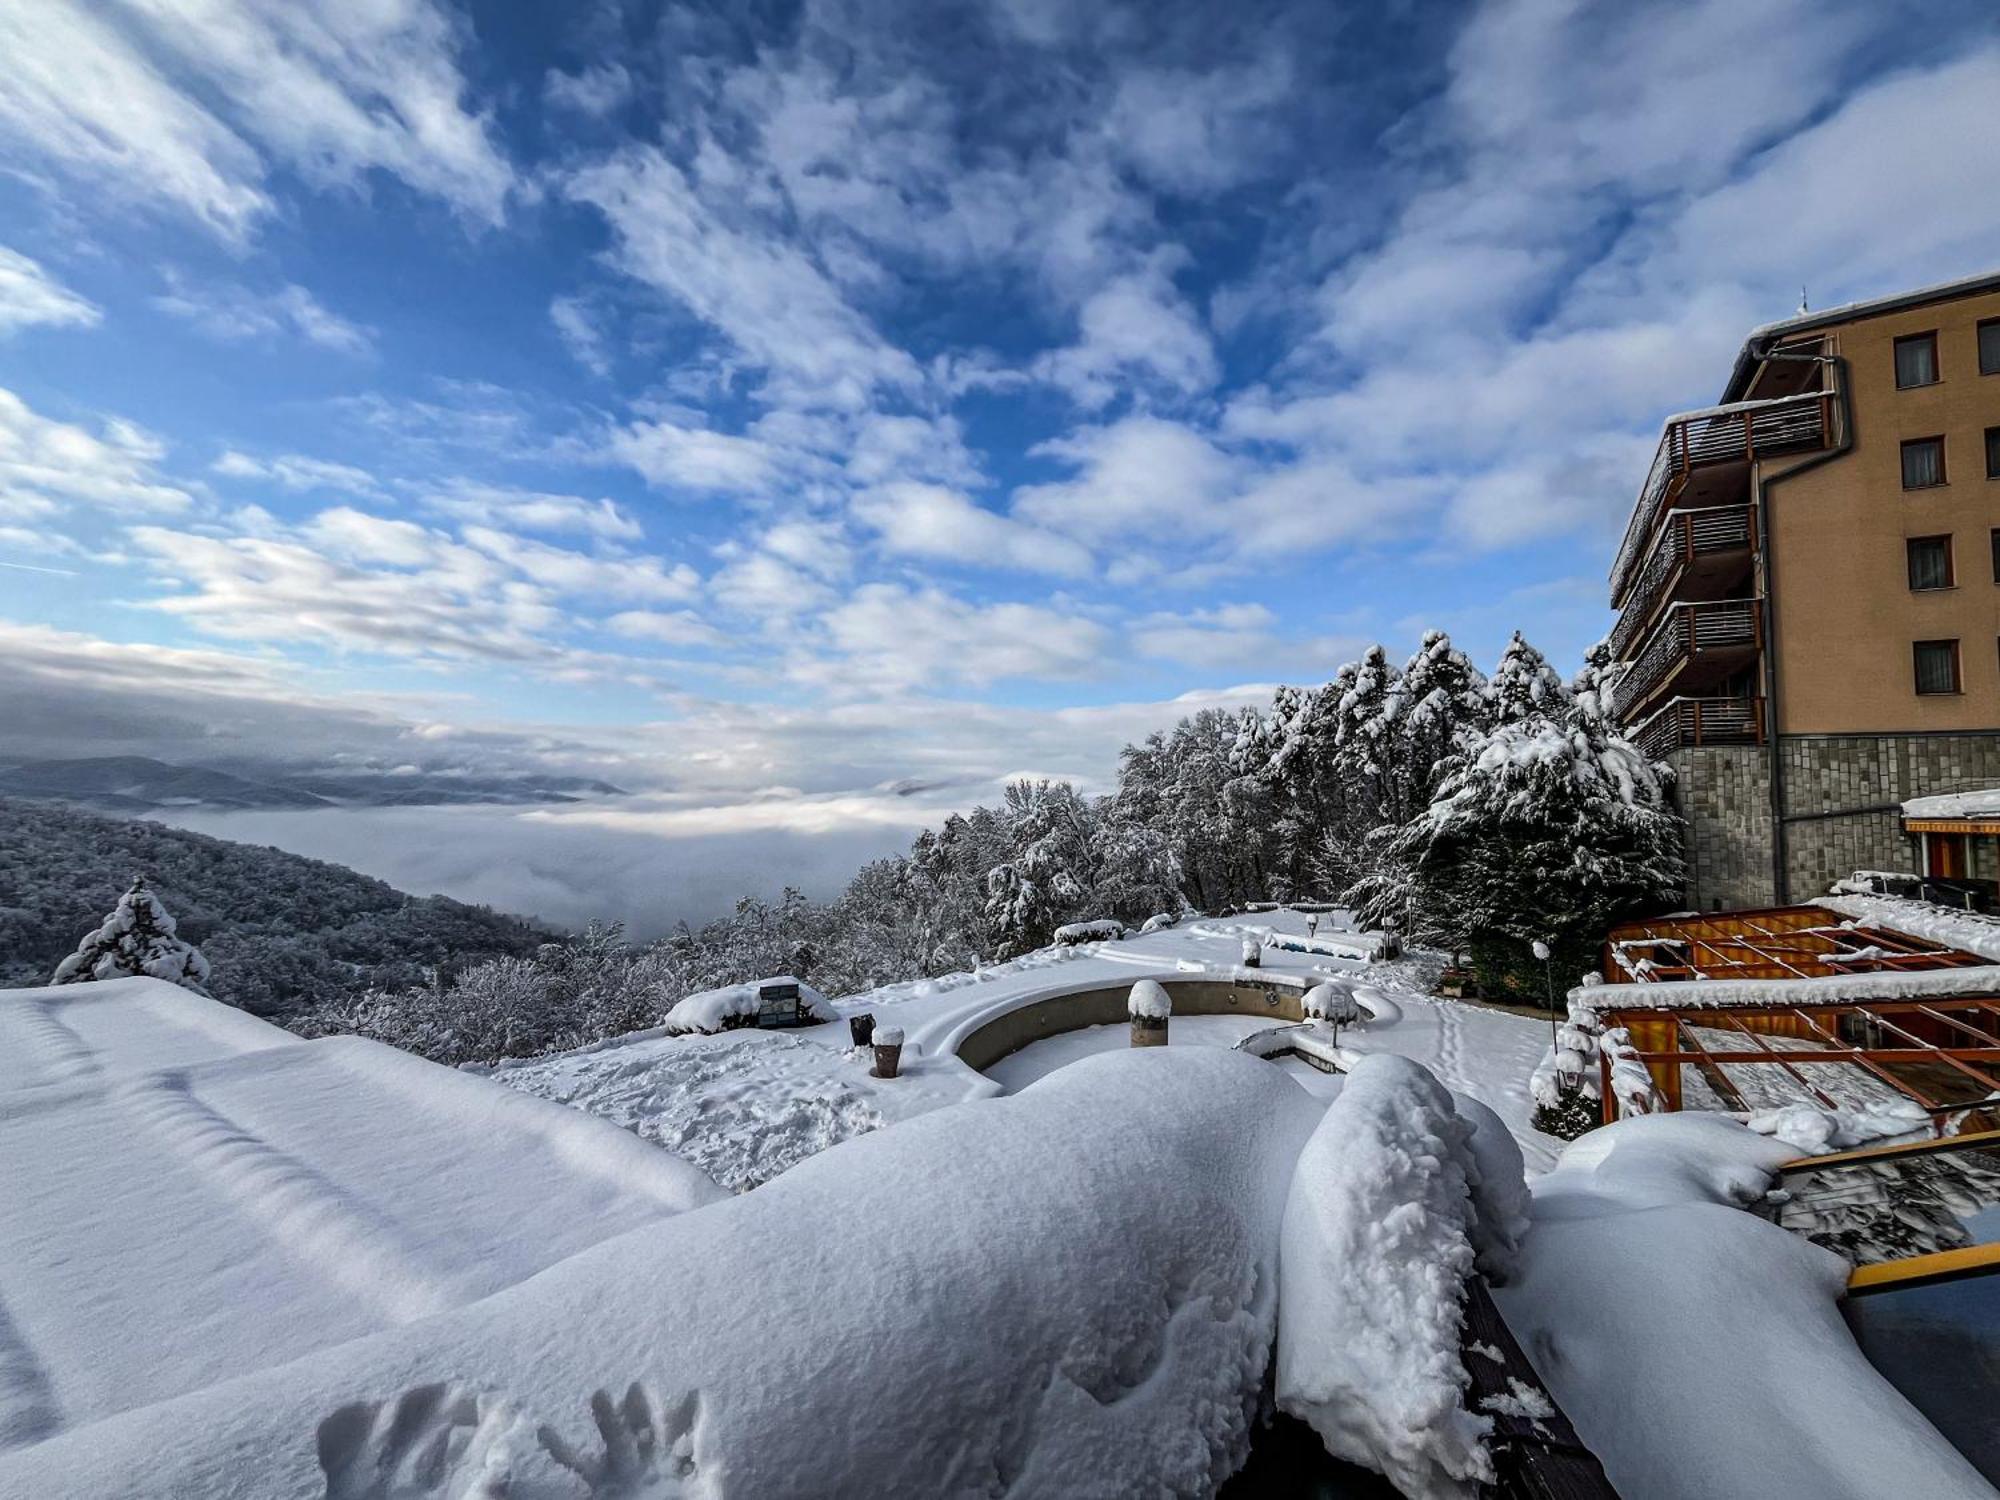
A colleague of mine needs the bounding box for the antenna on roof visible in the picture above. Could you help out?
[1797,285,1810,315]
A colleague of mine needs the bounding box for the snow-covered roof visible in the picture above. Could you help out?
[1902,786,2000,821]
[0,977,721,1453]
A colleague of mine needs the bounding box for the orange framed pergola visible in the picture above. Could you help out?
[1603,905,1988,984]
[1599,996,2000,1126]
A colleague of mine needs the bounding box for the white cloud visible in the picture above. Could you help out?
[419,480,641,542]
[544,62,633,118]
[549,295,611,377]
[822,583,1112,688]
[1131,603,1359,673]
[1030,258,1219,409]
[0,387,193,519]
[605,609,729,649]
[213,449,385,498]
[1014,416,1241,546]
[0,247,101,336]
[604,413,787,495]
[459,526,699,604]
[156,277,375,356]
[0,0,512,240]
[852,482,1092,577]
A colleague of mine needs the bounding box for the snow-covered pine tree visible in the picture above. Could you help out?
[984,780,1098,957]
[1382,629,1492,826]
[1388,679,1684,997]
[1486,631,1570,726]
[51,877,213,995]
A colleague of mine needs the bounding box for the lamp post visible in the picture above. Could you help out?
[1533,938,1557,1051]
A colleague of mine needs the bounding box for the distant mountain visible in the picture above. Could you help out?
[0,756,627,814]
[0,798,557,1019]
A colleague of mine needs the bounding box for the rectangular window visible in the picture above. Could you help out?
[1991,528,2000,584]
[1980,318,2000,376]
[1908,536,1954,590]
[1987,425,2000,479]
[1914,639,1961,695]
[1895,332,1940,388]
[1902,436,1946,489]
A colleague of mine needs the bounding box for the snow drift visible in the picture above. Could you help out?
[0,1047,1324,1498]
[1275,1054,1528,1500]
[661,974,834,1034]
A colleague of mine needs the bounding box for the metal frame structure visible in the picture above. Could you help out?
[1603,904,1988,984]
[1598,997,2000,1123]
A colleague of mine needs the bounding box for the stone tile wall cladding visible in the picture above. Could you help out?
[1667,732,2000,910]
[1666,745,1775,911]
[1778,732,2000,900]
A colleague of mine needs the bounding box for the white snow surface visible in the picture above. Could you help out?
[1496,1113,1997,1500]
[1817,892,2000,962]
[1902,786,2000,819]
[1275,1054,1527,1500]
[661,974,834,1033]
[0,1047,1325,1499]
[0,978,722,1459]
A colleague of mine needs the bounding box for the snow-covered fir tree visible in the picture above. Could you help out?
[1486,631,1570,725]
[52,877,213,995]
[1384,682,1684,996]
[984,780,1098,957]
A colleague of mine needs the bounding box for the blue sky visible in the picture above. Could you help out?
[2,0,1997,923]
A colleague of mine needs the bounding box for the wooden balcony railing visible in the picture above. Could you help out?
[1607,504,1756,661]
[1627,695,1765,761]
[1609,390,1831,606]
[1617,598,1762,717]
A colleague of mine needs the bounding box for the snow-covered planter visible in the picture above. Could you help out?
[1053,919,1125,947]
[1240,936,1261,968]
[662,975,834,1035]
[871,1024,905,1079]
[1128,979,1171,1046]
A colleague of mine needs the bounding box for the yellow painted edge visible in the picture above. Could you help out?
[1847,1241,2000,1293]
[1778,1126,2000,1173]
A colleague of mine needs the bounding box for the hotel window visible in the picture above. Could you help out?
[1987,425,2000,479]
[1902,436,1946,489]
[1981,318,2000,376]
[1914,639,1961,695]
[1895,332,1939,388]
[1908,536,1953,591]
[1991,528,2000,583]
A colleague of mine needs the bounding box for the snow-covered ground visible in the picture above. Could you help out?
[4,924,1991,1497]
[500,907,1565,1176]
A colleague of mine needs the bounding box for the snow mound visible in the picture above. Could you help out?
[1276,1054,1521,1499]
[1301,979,1360,1024]
[1496,1113,1995,1500]
[1742,1099,1932,1155]
[1127,979,1171,1019]
[0,1048,1325,1498]
[661,975,833,1034]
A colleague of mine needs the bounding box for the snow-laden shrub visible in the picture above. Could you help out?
[51,877,211,995]
[1052,918,1125,947]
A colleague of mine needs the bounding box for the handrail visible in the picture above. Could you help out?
[1607,504,1756,660]
[1610,390,1830,604]
[1617,599,1762,717]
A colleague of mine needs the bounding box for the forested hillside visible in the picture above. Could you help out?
[0,799,554,1017]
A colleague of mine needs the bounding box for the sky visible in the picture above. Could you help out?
[2,0,1997,930]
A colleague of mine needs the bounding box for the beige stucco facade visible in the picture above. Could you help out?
[1763,285,2000,735]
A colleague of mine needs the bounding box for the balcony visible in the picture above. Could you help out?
[1627,696,1765,761]
[1609,389,1832,608]
[1617,598,1763,719]
[1607,504,1757,661]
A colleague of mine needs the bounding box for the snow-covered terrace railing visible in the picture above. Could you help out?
[1606,503,1756,661]
[1615,598,1761,719]
[1608,388,1831,605]
[1626,695,1764,761]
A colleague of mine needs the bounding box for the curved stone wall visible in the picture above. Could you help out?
[955,973,1311,1073]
